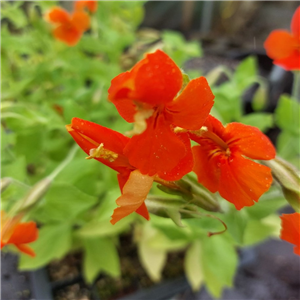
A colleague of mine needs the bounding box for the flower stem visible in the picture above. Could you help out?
[48,144,79,180]
[292,71,300,101]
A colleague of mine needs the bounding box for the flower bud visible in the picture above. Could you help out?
[0,177,12,193]
[145,196,198,227]
[177,178,221,212]
[15,177,52,212]
[264,156,300,212]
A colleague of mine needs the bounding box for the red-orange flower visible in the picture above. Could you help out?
[67,118,163,224]
[75,0,98,13]
[280,213,300,255]
[46,7,90,46]
[189,115,276,209]
[264,6,300,70]
[108,50,214,178]
[1,212,38,257]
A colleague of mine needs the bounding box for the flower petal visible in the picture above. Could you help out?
[135,202,150,221]
[218,155,273,210]
[132,50,183,105]
[224,122,276,160]
[53,24,82,46]
[7,222,38,245]
[75,0,98,13]
[165,77,214,130]
[124,114,186,176]
[110,170,153,224]
[47,7,70,24]
[160,132,193,181]
[280,213,300,255]
[274,50,300,71]
[66,118,132,172]
[108,72,137,122]
[71,11,90,32]
[15,244,36,257]
[291,6,300,37]
[264,30,297,60]
[192,145,220,193]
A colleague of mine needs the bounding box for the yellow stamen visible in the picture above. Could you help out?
[86,143,118,162]
[126,109,154,136]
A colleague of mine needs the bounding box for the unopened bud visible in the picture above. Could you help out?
[178,178,221,212]
[16,177,52,212]
[1,177,12,193]
[264,156,300,212]
[145,196,198,227]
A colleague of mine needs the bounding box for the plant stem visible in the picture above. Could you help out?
[292,71,300,101]
[48,144,79,180]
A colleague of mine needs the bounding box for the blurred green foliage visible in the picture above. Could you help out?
[1,1,298,299]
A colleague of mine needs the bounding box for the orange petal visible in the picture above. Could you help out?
[264,30,297,60]
[67,118,132,172]
[75,0,98,13]
[70,118,130,153]
[160,132,193,181]
[71,11,90,32]
[7,222,38,245]
[117,171,131,192]
[274,50,300,71]
[110,170,153,224]
[224,122,276,160]
[47,7,70,24]
[15,244,36,257]
[132,50,183,105]
[124,114,186,176]
[108,71,136,122]
[135,202,150,220]
[165,77,214,130]
[291,6,300,37]
[280,213,300,256]
[53,24,82,46]
[218,154,273,210]
[192,145,220,193]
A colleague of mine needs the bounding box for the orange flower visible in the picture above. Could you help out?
[66,118,156,224]
[189,115,276,209]
[75,0,98,13]
[280,213,300,255]
[264,6,300,70]
[1,211,38,257]
[108,50,214,177]
[46,7,90,46]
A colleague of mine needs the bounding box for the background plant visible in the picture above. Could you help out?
[1,1,299,299]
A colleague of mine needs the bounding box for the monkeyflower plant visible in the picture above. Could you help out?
[46,0,97,46]
[67,50,279,230]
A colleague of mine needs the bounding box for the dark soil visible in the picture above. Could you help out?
[1,252,32,300]
[50,232,186,300]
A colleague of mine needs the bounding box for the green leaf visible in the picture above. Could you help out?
[275,94,300,135]
[201,234,238,298]
[277,131,300,163]
[239,113,273,132]
[76,215,133,238]
[245,189,288,220]
[1,2,28,28]
[83,237,120,283]
[1,156,27,182]
[234,56,257,91]
[62,99,89,124]
[184,240,204,291]
[19,223,72,270]
[222,209,248,245]
[36,182,97,222]
[137,224,167,282]
[243,215,280,246]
